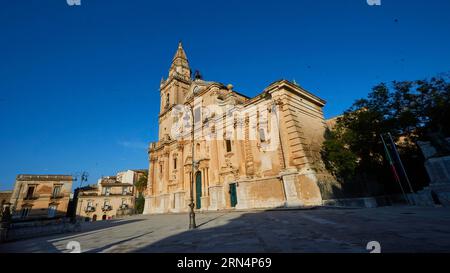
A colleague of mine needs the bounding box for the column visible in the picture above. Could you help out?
[165,155,170,193]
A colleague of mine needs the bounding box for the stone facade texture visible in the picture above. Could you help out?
[144,43,335,214]
[9,175,73,219]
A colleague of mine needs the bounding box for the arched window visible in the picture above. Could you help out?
[173,157,177,170]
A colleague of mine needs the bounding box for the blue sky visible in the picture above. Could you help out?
[1,0,449,190]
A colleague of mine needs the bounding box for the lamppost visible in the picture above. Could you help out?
[71,171,88,223]
[185,100,197,229]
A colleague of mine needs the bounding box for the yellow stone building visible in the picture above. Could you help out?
[75,170,145,221]
[144,43,334,214]
[9,175,73,219]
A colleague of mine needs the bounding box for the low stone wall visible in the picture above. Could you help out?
[1,218,81,243]
[323,192,449,208]
[435,191,450,206]
[322,197,379,208]
[323,194,413,208]
[408,188,450,207]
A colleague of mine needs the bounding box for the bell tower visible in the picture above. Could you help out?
[160,42,192,114]
[158,42,192,140]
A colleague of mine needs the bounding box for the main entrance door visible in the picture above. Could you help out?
[229,183,237,207]
[195,171,202,209]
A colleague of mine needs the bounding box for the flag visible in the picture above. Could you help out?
[381,134,406,195]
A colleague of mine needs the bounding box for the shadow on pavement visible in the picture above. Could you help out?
[130,207,450,253]
[133,210,296,253]
[0,218,145,253]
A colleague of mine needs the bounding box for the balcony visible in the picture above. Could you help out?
[101,205,112,212]
[100,192,133,196]
[79,192,98,197]
[50,194,64,199]
[84,206,96,213]
[23,194,39,200]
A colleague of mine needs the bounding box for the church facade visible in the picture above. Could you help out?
[143,43,334,214]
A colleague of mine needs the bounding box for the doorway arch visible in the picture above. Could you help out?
[102,214,107,220]
[92,214,97,221]
[195,171,202,209]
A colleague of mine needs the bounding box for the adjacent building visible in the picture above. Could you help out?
[0,190,12,206]
[144,43,335,214]
[9,175,73,219]
[0,190,12,216]
[75,170,143,221]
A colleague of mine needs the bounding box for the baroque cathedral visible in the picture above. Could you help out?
[143,43,334,214]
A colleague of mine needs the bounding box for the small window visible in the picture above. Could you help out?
[102,187,110,196]
[26,186,35,199]
[173,157,177,170]
[52,185,61,197]
[226,139,232,153]
[21,207,31,218]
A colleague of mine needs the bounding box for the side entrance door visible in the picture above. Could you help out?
[195,171,202,209]
[229,183,237,208]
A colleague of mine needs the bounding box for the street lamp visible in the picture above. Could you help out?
[185,100,197,229]
[71,171,88,223]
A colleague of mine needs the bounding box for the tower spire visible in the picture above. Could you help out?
[173,41,187,61]
[169,41,190,79]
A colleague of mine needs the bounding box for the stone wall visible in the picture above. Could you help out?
[1,218,80,243]
[235,178,285,209]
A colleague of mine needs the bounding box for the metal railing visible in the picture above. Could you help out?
[84,206,95,213]
[101,205,112,211]
[23,194,39,200]
[50,194,64,199]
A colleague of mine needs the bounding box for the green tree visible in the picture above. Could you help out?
[321,128,358,180]
[321,74,450,196]
[134,170,148,214]
[135,171,148,195]
[135,193,145,214]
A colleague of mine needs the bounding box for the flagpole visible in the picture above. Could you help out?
[387,132,414,195]
[380,134,410,205]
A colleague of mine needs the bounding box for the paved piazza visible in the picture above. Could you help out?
[1,206,450,253]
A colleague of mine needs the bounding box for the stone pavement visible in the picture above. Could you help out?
[1,206,450,253]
